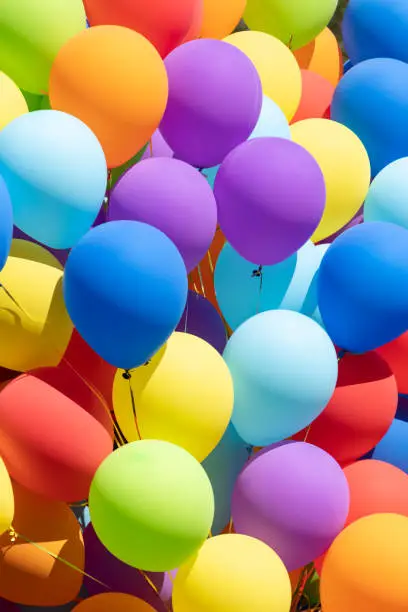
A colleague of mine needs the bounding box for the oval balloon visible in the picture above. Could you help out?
[0,457,13,535]
[0,176,12,272]
[176,291,227,355]
[365,157,408,229]
[199,0,245,39]
[0,72,28,130]
[372,417,408,473]
[294,28,343,86]
[291,71,334,123]
[141,130,174,161]
[73,593,157,611]
[376,331,408,394]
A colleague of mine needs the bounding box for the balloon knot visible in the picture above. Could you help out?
[122,370,131,380]
[144,360,151,366]
[9,527,17,543]
[251,266,263,278]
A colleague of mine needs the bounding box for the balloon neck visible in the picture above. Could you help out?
[251,265,263,278]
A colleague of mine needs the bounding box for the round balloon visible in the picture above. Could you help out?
[160,39,262,168]
[89,440,214,571]
[317,222,408,352]
[0,110,107,248]
[173,534,291,612]
[223,310,338,446]
[0,458,13,535]
[176,291,227,355]
[0,72,28,130]
[376,331,408,394]
[141,130,174,161]
[199,0,246,39]
[292,71,334,123]
[0,177,12,273]
[372,417,408,473]
[63,221,188,370]
[294,28,343,86]
[49,26,168,168]
[365,158,408,229]
[232,442,349,570]
[73,593,156,611]
[214,138,325,265]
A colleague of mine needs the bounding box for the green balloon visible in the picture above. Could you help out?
[89,440,215,571]
[244,0,338,50]
[21,90,44,112]
[0,0,86,94]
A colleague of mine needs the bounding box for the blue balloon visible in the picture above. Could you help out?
[63,221,188,369]
[364,158,408,229]
[223,310,338,446]
[214,241,329,330]
[318,221,408,353]
[331,58,408,176]
[0,110,107,249]
[0,176,12,272]
[372,418,408,473]
[343,0,408,65]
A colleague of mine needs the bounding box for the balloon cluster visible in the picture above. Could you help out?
[2,0,408,611]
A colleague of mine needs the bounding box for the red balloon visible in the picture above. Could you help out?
[0,375,113,502]
[376,331,408,394]
[293,352,398,465]
[83,0,203,57]
[291,70,334,123]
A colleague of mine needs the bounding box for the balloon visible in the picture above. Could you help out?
[0,373,113,501]
[294,28,343,86]
[73,594,156,611]
[0,110,107,248]
[0,240,73,372]
[0,482,84,606]
[292,71,334,123]
[224,31,301,121]
[365,158,408,229]
[0,599,17,611]
[109,159,217,272]
[110,145,149,189]
[0,458,13,535]
[343,0,408,65]
[321,514,408,612]
[49,27,168,168]
[215,241,328,330]
[317,222,408,352]
[0,72,28,130]
[188,230,226,313]
[141,130,174,161]
[223,310,338,446]
[176,291,227,354]
[199,0,246,39]
[244,0,338,50]
[232,441,349,571]
[21,89,45,112]
[372,417,408,473]
[344,59,353,73]
[160,39,262,168]
[291,119,370,242]
[83,0,201,58]
[0,176,12,272]
[63,221,187,369]
[89,440,214,571]
[331,58,408,176]
[214,138,325,265]
[173,533,291,612]
[376,331,408,394]
[294,352,398,464]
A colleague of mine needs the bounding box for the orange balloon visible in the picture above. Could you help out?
[0,481,84,606]
[294,28,343,87]
[321,514,408,612]
[73,593,156,611]
[289,568,302,593]
[376,330,408,394]
[291,70,334,123]
[49,26,168,168]
[189,228,226,315]
[199,0,246,39]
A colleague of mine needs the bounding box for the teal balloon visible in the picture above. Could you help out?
[0,110,107,249]
[365,158,408,229]
[214,241,329,330]
[0,176,12,272]
[223,310,338,446]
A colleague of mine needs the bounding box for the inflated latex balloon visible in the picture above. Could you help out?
[0,458,13,535]
[176,291,227,355]
[0,177,12,272]
[0,110,107,248]
[73,593,156,611]
[291,119,370,242]
[0,240,73,372]
[141,130,174,160]
[199,0,246,39]
[21,89,45,112]
[365,158,408,229]
[294,28,343,86]
[376,331,408,394]
[63,221,187,369]
[224,31,301,120]
[50,27,168,168]
[89,440,214,571]
[173,534,291,612]
[292,71,334,123]
[372,417,408,473]
[0,72,28,130]
[317,222,408,352]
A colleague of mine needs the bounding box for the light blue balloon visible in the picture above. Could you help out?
[214,241,329,330]
[364,158,408,229]
[223,310,338,446]
[0,110,107,249]
[0,175,12,272]
[202,424,250,534]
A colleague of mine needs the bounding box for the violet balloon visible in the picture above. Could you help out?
[141,130,174,160]
[214,138,326,265]
[232,441,350,571]
[160,39,262,168]
[176,291,227,354]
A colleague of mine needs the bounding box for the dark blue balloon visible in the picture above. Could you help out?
[0,175,12,272]
[343,59,353,74]
[331,58,408,176]
[63,221,188,369]
[318,222,408,353]
[372,417,408,473]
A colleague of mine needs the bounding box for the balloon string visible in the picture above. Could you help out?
[207,250,214,274]
[251,265,263,314]
[196,263,206,297]
[123,370,142,440]
[149,139,153,157]
[291,564,314,612]
[137,570,172,612]
[184,295,189,333]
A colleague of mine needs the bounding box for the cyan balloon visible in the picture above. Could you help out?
[0,110,107,249]
[223,310,338,446]
[0,176,12,272]
[372,418,408,474]
[365,158,408,229]
[63,221,188,369]
[318,221,408,353]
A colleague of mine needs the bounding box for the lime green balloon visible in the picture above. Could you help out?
[89,440,215,571]
[21,90,44,112]
[0,0,86,94]
[244,0,338,50]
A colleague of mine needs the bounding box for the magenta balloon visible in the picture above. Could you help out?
[141,130,174,161]
[160,39,262,168]
[214,138,326,265]
[232,441,349,571]
[109,158,217,272]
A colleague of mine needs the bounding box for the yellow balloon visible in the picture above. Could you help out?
[0,71,28,131]
[173,534,292,612]
[0,456,14,534]
[0,240,73,371]
[224,31,302,121]
[113,332,233,462]
[200,0,246,40]
[291,119,371,242]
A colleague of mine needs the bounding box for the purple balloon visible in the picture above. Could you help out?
[232,441,350,571]
[141,130,174,160]
[214,138,326,265]
[160,39,262,168]
[109,158,217,272]
[176,291,227,353]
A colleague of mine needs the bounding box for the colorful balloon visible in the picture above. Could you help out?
[292,71,334,123]
[141,130,174,161]
[0,72,28,130]
[0,177,12,273]
[294,28,343,86]
[199,0,246,39]
[376,331,408,394]
[372,417,408,473]
[50,26,168,168]
[365,158,408,229]
[0,458,13,535]
[73,594,157,611]
[160,39,262,168]
[176,291,227,355]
